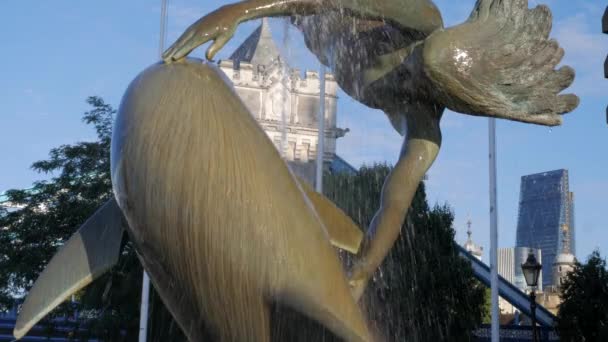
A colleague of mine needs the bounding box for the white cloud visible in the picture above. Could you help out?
[553,12,608,98]
[555,14,605,60]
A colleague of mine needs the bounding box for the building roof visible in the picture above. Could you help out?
[329,155,357,175]
[229,18,282,67]
[521,169,567,180]
[464,218,483,258]
[555,253,576,265]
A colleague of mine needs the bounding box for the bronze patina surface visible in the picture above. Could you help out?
[15,1,579,341]
[162,0,578,301]
[111,60,371,341]
[13,199,126,339]
[16,60,370,341]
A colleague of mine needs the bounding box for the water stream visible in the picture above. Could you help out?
[279,19,290,159]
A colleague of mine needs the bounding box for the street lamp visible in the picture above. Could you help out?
[521,252,542,342]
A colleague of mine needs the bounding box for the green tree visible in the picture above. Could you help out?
[1,99,484,341]
[0,97,166,340]
[0,96,115,309]
[482,288,492,324]
[558,250,608,341]
[324,164,486,341]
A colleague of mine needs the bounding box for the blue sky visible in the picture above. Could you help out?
[1,0,606,262]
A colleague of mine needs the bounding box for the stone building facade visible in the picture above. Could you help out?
[218,19,354,185]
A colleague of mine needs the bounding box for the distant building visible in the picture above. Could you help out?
[498,247,543,292]
[538,209,577,314]
[538,254,576,315]
[218,19,355,186]
[498,248,515,285]
[513,247,543,292]
[551,199,577,290]
[516,169,575,288]
[553,253,576,289]
[498,247,542,314]
[463,219,483,261]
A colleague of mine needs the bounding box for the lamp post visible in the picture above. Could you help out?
[521,252,542,342]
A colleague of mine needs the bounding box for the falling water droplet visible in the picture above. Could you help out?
[280,18,290,158]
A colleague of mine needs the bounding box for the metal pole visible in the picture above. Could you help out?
[158,0,168,58]
[139,1,168,341]
[315,65,326,193]
[530,290,538,342]
[489,118,499,342]
[138,273,151,342]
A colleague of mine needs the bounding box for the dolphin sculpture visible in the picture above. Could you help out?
[15,0,579,340]
[14,59,371,341]
[161,0,579,300]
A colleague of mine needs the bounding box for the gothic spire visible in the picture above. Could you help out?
[229,18,282,67]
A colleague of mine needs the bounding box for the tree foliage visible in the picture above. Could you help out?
[0,97,143,340]
[558,250,608,341]
[1,96,114,307]
[1,98,484,341]
[324,164,486,341]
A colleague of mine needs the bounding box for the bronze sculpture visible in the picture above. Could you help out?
[15,60,371,341]
[162,0,578,300]
[14,0,578,341]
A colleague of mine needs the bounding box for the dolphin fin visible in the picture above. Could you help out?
[14,198,126,339]
[295,176,363,254]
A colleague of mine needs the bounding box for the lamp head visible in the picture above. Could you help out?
[521,252,542,288]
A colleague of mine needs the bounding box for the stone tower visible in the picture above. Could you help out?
[218,19,353,185]
[553,192,576,289]
[463,218,483,261]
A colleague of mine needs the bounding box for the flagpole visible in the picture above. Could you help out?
[489,118,499,342]
[139,1,168,341]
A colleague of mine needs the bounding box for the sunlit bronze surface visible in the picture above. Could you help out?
[296,175,363,254]
[13,199,126,339]
[162,0,579,302]
[110,59,371,341]
[15,1,580,340]
[14,60,370,340]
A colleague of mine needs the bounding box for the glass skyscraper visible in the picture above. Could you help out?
[516,169,575,288]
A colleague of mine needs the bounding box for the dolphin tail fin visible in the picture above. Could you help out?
[295,176,364,254]
[280,260,373,342]
[13,198,126,340]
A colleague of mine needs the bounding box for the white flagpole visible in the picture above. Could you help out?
[139,1,168,341]
[138,273,151,342]
[489,118,499,342]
